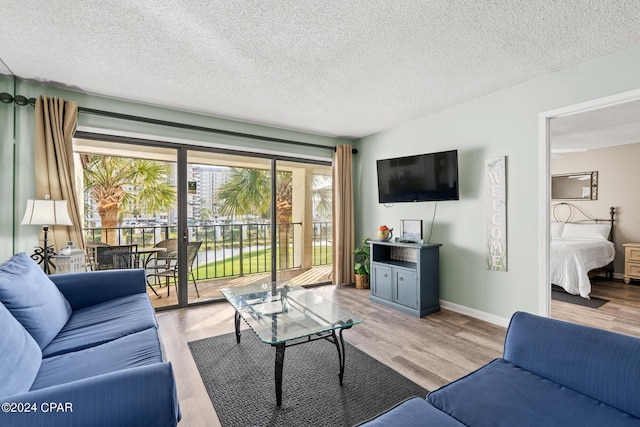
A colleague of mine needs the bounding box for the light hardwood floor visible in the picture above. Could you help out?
[551,278,640,338]
[157,279,640,427]
[156,285,506,427]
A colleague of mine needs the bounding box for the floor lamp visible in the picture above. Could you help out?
[21,195,73,274]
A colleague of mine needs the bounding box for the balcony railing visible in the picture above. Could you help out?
[84,221,332,281]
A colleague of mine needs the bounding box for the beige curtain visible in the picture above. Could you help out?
[332,145,355,285]
[34,95,84,250]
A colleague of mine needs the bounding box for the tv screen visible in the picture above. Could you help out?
[376,150,459,203]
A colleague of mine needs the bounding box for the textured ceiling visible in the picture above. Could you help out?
[551,99,640,151]
[2,1,640,139]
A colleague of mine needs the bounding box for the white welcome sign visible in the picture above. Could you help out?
[486,156,507,271]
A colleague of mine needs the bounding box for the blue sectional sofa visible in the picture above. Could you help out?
[360,311,640,426]
[0,253,180,427]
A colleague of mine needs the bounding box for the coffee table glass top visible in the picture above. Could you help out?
[221,282,363,345]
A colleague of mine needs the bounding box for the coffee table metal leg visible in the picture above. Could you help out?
[331,329,347,385]
[234,311,241,343]
[275,342,286,406]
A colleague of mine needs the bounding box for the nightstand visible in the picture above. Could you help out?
[623,243,640,284]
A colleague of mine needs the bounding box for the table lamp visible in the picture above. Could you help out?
[21,195,73,274]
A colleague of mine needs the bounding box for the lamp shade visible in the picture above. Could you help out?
[21,198,73,226]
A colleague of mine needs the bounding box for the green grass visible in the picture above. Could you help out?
[193,245,332,279]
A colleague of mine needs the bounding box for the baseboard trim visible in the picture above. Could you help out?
[440,300,511,328]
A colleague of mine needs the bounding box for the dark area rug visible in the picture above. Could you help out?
[551,285,609,308]
[188,331,428,427]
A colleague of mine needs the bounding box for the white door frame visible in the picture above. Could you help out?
[537,88,640,316]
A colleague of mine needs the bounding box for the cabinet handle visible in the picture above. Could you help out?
[399,277,404,281]
[384,274,388,278]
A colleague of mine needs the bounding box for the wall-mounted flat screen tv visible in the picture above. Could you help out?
[376,150,459,203]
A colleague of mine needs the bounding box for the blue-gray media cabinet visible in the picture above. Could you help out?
[369,240,442,317]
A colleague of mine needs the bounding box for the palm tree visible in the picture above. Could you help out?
[216,168,292,269]
[83,155,176,245]
[198,206,213,223]
[216,168,271,220]
[216,168,331,270]
[312,174,332,220]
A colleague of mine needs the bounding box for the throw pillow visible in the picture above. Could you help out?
[0,301,42,397]
[562,223,611,240]
[550,222,565,238]
[0,253,72,349]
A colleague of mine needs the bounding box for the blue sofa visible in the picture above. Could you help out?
[0,253,180,427]
[360,311,640,426]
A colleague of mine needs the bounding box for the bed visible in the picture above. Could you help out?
[550,203,615,298]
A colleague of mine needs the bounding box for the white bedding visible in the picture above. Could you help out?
[550,237,615,298]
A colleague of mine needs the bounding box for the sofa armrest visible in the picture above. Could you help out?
[49,269,147,310]
[0,363,180,427]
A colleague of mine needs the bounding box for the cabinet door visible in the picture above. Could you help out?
[372,263,393,300]
[394,268,418,308]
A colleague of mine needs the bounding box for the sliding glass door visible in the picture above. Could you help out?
[185,150,273,304]
[274,159,333,285]
[74,137,179,309]
[183,149,332,303]
[73,133,332,309]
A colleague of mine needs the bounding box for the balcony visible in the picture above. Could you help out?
[83,222,333,308]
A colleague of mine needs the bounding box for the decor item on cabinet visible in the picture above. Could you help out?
[21,195,73,274]
[353,237,371,289]
[53,241,86,273]
[400,219,423,243]
[378,225,393,241]
[486,156,507,272]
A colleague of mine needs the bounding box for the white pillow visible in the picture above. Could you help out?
[562,223,611,240]
[550,222,565,238]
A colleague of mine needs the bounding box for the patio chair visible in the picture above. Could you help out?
[143,238,178,297]
[144,238,178,270]
[86,242,112,271]
[146,241,202,298]
[94,244,137,270]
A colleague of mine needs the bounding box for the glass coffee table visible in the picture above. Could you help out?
[221,282,363,406]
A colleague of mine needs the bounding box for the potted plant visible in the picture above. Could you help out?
[353,237,371,289]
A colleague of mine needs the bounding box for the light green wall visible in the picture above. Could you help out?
[0,75,15,255]
[5,80,347,261]
[355,44,640,321]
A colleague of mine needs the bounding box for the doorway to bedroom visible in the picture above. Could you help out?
[543,91,640,336]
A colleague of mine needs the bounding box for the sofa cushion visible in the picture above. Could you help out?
[0,302,42,398]
[428,358,640,427]
[357,397,465,426]
[0,253,72,349]
[42,293,157,358]
[504,311,640,418]
[31,327,162,391]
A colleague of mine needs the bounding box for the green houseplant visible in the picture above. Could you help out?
[353,237,370,289]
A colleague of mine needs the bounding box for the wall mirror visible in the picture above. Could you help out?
[551,171,598,200]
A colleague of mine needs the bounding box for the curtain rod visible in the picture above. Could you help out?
[0,92,357,154]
